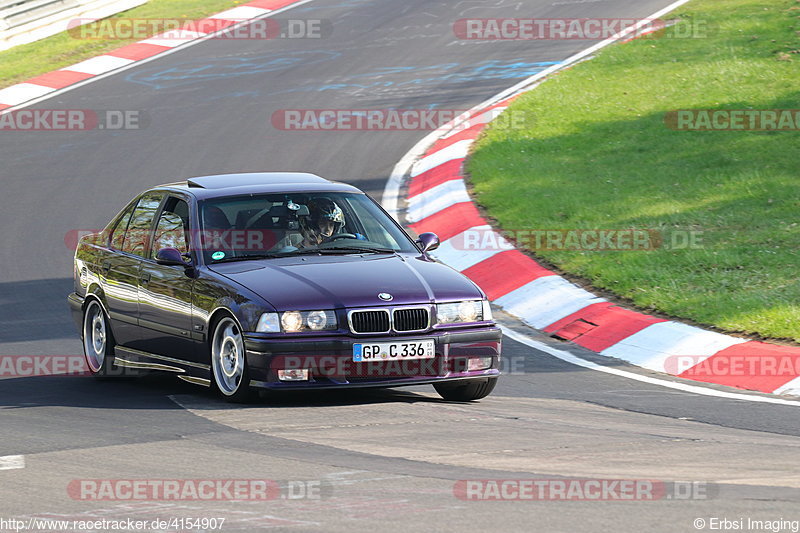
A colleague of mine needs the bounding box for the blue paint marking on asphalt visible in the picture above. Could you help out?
[124,53,558,93]
[124,51,342,89]
[393,61,558,86]
[272,60,561,95]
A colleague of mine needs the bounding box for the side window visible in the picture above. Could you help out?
[151,197,190,258]
[122,193,163,257]
[109,203,135,250]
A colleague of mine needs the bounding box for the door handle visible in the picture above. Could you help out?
[140,272,151,285]
[101,260,111,274]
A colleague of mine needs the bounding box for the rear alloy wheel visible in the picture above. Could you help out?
[434,377,497,402]
[211,315,254,403]
[82,299,117,378]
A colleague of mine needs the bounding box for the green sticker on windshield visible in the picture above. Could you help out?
[212,251,225,260]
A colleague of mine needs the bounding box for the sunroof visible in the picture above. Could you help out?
[187,173,329,189]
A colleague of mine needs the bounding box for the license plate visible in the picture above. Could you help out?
[353,340,435,362]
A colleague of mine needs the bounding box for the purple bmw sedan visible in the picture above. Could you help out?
[68,173,501,402]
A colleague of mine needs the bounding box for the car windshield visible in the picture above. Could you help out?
[198,192,418,263]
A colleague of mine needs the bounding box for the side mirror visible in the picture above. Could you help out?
[156,247,191,267]
[416,232,440,253]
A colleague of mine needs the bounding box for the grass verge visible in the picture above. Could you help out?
[0,0,245,88]
[467,0,800,342]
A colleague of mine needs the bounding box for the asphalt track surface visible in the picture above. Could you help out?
[1,0,799,531]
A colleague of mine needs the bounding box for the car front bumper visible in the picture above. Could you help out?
[243,327,502,390]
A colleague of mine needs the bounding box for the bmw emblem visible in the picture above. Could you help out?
[378,292,393,302]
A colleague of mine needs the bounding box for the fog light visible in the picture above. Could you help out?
[467,356,493,371]
[278,369,309,381]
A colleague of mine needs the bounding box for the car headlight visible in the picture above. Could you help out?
[306,310,329,330]
[275,310,337,333]
[436,300,488,325]
[281,311,304,332]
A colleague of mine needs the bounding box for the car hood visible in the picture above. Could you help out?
[209,254,483,310]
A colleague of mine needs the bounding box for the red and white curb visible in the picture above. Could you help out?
[0,0,309,113]
[383,0,800,398]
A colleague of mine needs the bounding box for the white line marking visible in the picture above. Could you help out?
[470,0,696,107]
[441,106,507,139]
[501,325,800,407]
[0,455,25,470]
[140,30,207,48]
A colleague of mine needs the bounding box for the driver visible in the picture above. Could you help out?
[300,197,345,247]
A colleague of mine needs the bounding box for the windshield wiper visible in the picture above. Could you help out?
[317,246,395,254]
[209,253,284,263]
[211,247,396,261]
[279,246,395,256]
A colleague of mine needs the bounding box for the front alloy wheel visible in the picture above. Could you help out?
[211,316,254,403]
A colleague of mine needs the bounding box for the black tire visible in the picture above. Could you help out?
[433,377,498,402]
[82,299,118,379]
[210,313,256,403]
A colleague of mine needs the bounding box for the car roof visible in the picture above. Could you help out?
[159,172,362,199]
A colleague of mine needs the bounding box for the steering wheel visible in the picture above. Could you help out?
[323,232,358,243]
